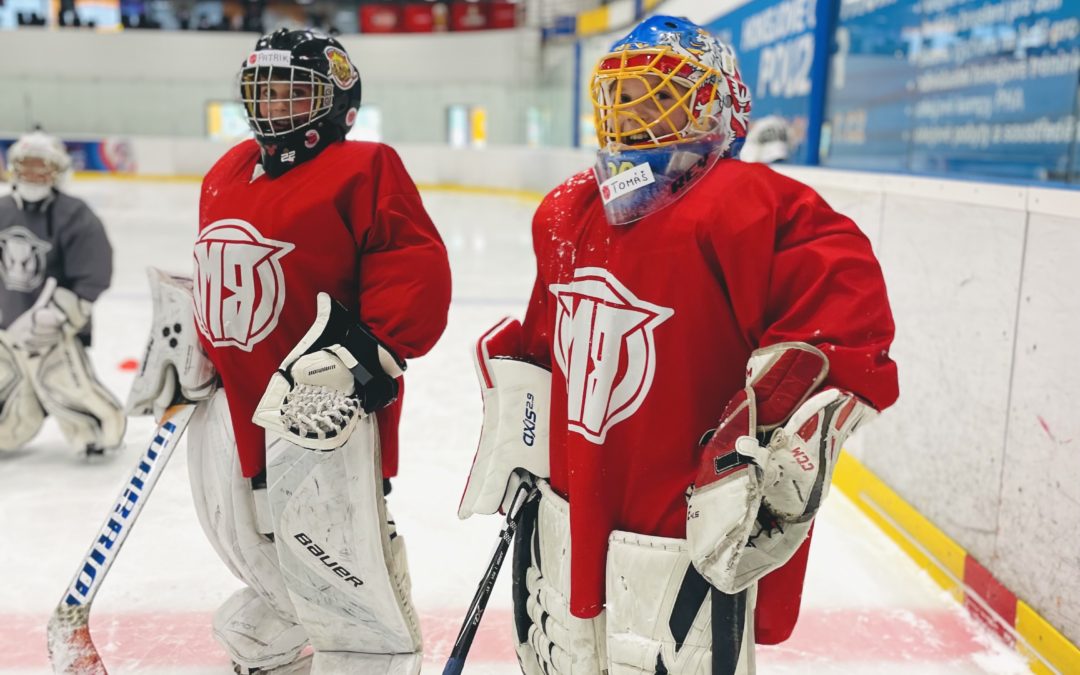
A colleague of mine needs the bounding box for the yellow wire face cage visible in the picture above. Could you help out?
[239,65,335,138]
[591,47,722,149]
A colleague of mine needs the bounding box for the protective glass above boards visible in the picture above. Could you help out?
[821,0,1080,184]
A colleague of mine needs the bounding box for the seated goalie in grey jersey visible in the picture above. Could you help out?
[0,131,126,456]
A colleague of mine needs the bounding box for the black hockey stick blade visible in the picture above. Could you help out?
[46,402,198,674]
[443,481,536,675]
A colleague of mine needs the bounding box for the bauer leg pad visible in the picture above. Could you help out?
[265,416,422,656]
[32,337,125,451]
[0,332,45,450]
[188,391,309,670]
[214,587,310,673]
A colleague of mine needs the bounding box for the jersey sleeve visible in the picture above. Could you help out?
[763,175,898,411]
[715,168,898,412]
[58,200,113,303]
[350,145,451,359]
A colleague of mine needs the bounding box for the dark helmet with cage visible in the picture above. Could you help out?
[239,28,362,177]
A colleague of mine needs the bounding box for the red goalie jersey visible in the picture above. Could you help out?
[519,160,899,628]
[194,139,451,479]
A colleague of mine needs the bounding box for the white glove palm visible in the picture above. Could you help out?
[277,348,363,446]
[253,294,404,451]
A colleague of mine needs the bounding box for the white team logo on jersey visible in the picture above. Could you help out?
[550,267,674,444]
[0,226,53,292]
[193,219,295,351]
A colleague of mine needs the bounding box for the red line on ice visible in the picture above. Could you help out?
[0,607,989,670]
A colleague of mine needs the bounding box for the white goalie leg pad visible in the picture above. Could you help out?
[265,416,422,656]
[188,391,309,671]
[514,480,606,675]
[0,331,45,450]
[31,337,126,450]
[458,319,551,518]
[606,532,756,675]
[310,651,421,675]
[127,268,217,418]
[214,587,310,673]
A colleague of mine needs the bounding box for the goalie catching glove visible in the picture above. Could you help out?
[686,343,875,593]
[253,293,405,451]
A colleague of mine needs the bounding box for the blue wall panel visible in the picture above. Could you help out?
[706,0,835,164]
[821,0,1080,182]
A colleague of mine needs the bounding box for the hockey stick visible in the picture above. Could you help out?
[443,480,536,675]
[46,401,199,675]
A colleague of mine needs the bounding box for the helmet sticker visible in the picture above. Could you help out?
[598,162,656,205]
[250,50,292,67]
[324,47,358,89]
[304,130,320,148]
[345,108,358,126]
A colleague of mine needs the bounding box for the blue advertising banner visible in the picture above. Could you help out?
[706,0,835,164]
[0,138,136,174]
[822,0,1080,182]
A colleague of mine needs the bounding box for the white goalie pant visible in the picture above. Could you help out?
[188,390,422,674]
[33,336,126,451]
[515,481,756,675]
[0,329,125,452]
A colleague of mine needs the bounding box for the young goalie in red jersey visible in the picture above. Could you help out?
[457,15,898,675]
[181,28,449,675]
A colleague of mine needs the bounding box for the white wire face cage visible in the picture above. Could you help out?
[8,132,71,184]
[239,64,335,139]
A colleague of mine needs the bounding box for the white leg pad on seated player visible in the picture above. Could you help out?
[606,532,757,675]
[265,416,422,655]
[458,318,551,519]
[0,331,45,450]
[31,336,126,450]
[513,480,606,675]
[127,268,217,418]
[188,390,309,670]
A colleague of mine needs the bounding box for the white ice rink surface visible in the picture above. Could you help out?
[0,178,1033,674]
